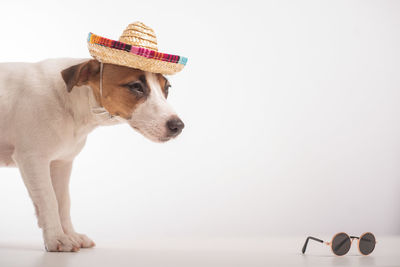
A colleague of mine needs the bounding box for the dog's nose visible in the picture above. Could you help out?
[166,117,185,136]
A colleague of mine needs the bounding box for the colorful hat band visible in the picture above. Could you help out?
[88,33,187,66]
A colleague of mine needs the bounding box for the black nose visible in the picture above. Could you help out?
[166,117,185,136]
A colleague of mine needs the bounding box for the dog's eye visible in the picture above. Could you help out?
[164,83,171,98]
[126,81,144,94]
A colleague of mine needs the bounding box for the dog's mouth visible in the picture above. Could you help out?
[128,122,174,143]
[158,136,172,142]
[128,115,184,143]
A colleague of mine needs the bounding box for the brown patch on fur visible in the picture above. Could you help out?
[61,60,148,119]
[89,64,148,119]
[61,60,100,92]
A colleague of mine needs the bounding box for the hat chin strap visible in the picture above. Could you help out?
[89,61,114,119]
[99,61,104,99]
[89,61,129,124]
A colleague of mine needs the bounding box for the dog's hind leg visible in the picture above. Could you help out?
[13,153,81,252]
[50,160,95,248]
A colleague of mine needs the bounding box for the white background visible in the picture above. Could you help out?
[0,0,399,245]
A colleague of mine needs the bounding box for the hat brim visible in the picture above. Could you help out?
[87,33,187,75]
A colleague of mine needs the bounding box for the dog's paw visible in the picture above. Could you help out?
[66,232,96,248]
[44,231,81,252]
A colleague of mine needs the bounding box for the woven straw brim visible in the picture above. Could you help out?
[88,43,184,75]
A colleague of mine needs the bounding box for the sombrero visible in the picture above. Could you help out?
[87,22,187,75]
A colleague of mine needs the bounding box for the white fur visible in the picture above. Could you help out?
[0,58,177,251]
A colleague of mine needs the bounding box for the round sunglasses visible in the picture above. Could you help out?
[302,232,376,256]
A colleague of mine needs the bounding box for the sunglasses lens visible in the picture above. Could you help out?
[332,233,351,256]
[359,233,376,255]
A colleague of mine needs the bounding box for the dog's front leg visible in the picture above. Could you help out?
[50,160,95,248]
[14,154,81,252]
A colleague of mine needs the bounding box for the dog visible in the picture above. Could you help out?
[0,58,184,252]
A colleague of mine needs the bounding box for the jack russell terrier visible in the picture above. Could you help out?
[0,58,184,252]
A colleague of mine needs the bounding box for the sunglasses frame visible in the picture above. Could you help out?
[302,232,376,256]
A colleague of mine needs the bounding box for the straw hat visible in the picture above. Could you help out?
[87,22,187,75]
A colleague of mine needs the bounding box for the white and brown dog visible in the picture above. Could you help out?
[0,58,184,252]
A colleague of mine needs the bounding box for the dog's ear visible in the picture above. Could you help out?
[61,60,100,92]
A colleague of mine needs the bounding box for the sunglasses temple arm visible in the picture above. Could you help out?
[302,236,324,254]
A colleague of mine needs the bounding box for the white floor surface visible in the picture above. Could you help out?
[0,236,399,267]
